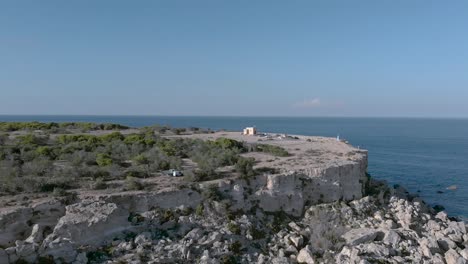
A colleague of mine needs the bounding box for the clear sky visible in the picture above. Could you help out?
[1,1,468,117]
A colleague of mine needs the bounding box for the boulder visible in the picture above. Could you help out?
[419,237,441,256]
[200,231,222,245]
[272,256,291,264]
[184,228,204,241]
[134,232,152,246]
[360,243,390,257]
[445,249,466,264]
[342,228,381,246]
[289,235,303,248]
[15,240,38,263]
[460,248,468,260]
[438,237,457,251]
[382,230,400,247]
[297,245,315,264]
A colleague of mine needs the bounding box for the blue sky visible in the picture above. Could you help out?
[1,1,468,117]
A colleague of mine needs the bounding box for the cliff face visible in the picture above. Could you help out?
[0,139,369,263]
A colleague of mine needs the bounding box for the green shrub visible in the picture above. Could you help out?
[235,157,255,179]
[195,204,204,216]
[96,153,113,167]
[100,132,124,142]
[17,134,45,146]
[35,146,56,159]
[92,178,107,190]
[161,209,175,223]
[249,226,266,240]
[125,176,143,191]
[202,185,223,201]
[227,222,241,235]
[253,144,290,157]
[220,255,238,264]
[213,138,244,151]
[228,240,242,254]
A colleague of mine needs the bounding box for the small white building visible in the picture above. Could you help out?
[243,127,257,135]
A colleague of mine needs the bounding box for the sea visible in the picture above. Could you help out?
[1,115,467,220]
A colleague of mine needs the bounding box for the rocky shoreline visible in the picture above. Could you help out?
[1,179,467,263]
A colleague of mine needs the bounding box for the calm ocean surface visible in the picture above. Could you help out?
[1,115,467,220]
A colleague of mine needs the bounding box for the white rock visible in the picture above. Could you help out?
[445,249,466,264]
[257,253,266,264]
[25,224,43,244]
[200,231,222,245]
[41,201,130,263]
[184,228,203,241]
[289,222,302,232]
[297,245,315,264]
[448,221,467,235]
[360,243,390,257]
[290,235,303,248]
[382,230,400,247]
[272,256,290,264]
[460,248,468,260]
[419,237,440,258]
[342,228,380,246]
[134,232,152,245]
[436,212,448,222]
[285,245,298,254]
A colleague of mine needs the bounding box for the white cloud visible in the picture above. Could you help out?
[293,98,321,108]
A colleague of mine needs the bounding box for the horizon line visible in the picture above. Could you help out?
[0,114,468,120]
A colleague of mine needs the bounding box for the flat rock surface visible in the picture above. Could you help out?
[169,131,367,175]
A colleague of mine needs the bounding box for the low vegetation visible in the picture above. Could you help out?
[0,122,289,195]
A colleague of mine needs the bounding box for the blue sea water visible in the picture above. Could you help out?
[1,115,467,220]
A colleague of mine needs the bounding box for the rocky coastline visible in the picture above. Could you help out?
[0,133,467,264]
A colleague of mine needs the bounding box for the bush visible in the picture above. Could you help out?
[195,204,204,216]
[35,146,56,159]
[220,255,238,264]
[228,240,242,254]
[161,209,175,223]
[52,187,68,197]
[252,144,290,157]
[91,178,107,190]
[202,185,223,201]
[96,153,113,167]
[235,157,255,179]
[125,176,143,191]
[213,138,244,151]
[249,226,266,240]
[227,222,241,235]
[17,134,46,146]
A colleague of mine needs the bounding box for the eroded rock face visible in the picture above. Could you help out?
[0,199,66,248]
[218,153,368,217]
[46,201,129,243]
[0,207,33,247]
